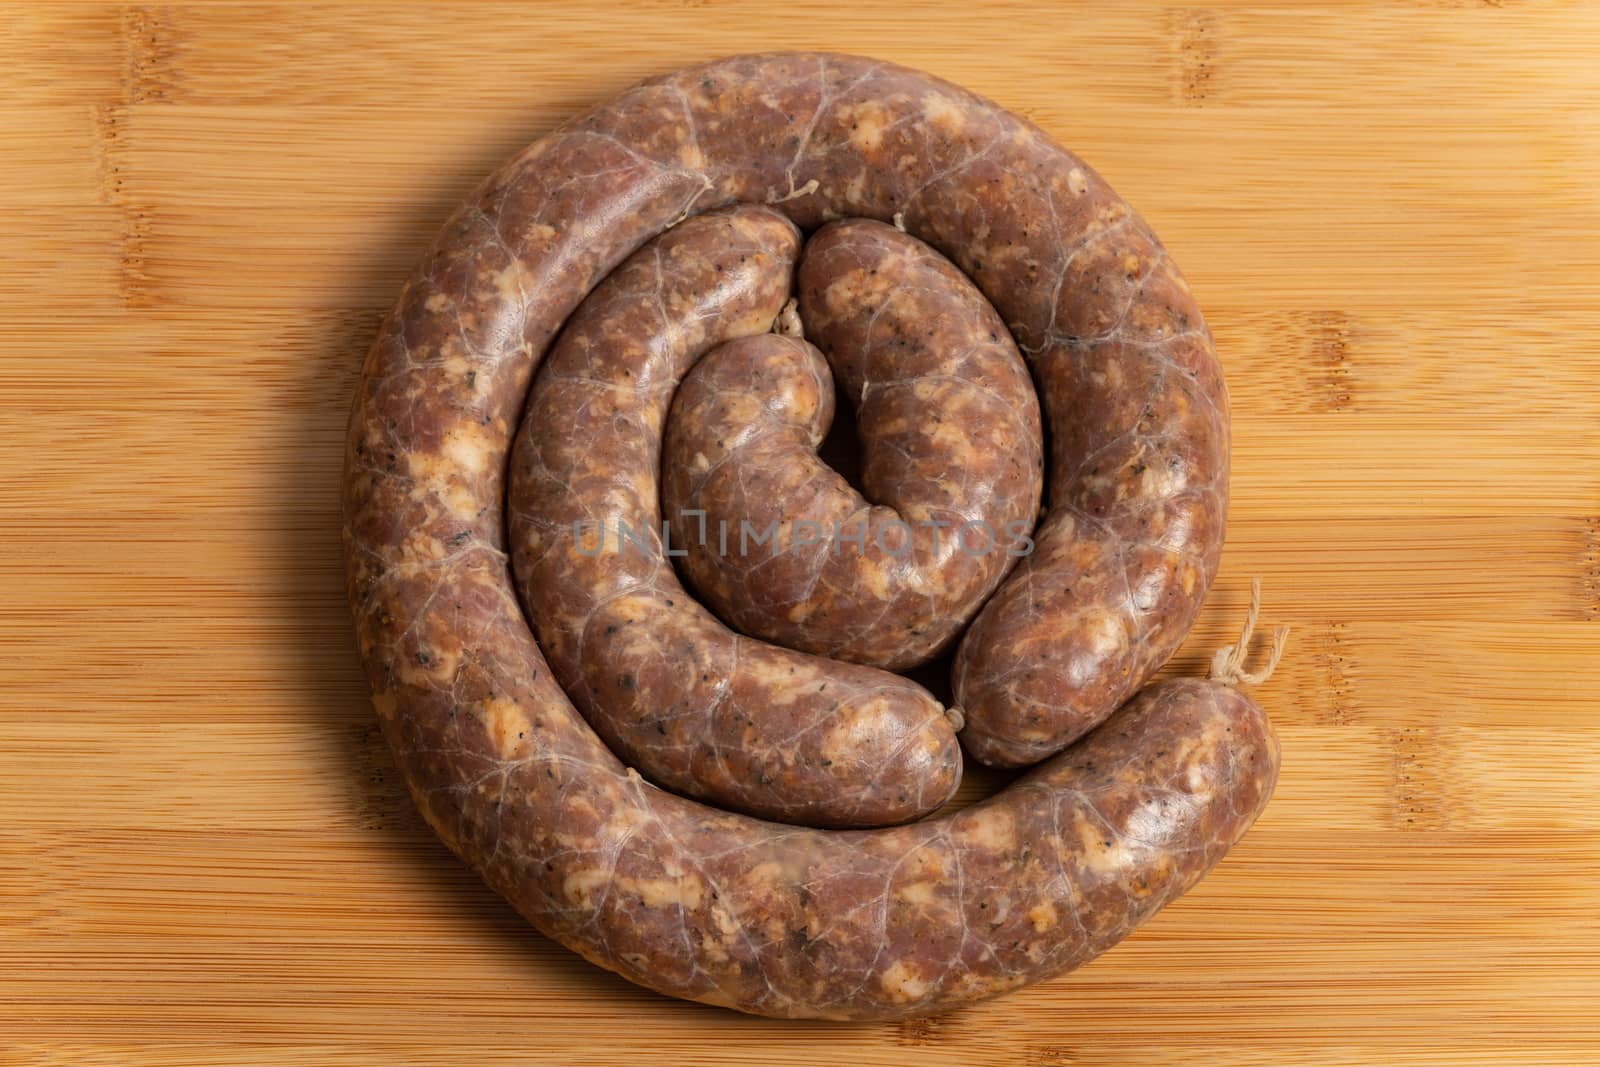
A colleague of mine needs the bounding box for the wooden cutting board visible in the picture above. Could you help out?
[3,3,1598,1064]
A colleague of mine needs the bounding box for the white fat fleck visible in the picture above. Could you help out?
[922,92,967,134]
[928,420,974,459]
[697,930,732,965]
[402,450,480,521]
[879,960,930,1003]
[398,524,447,563]
[485,259,531,305]
[1095,359,1126,390]
[606,796,654,835]
[524,222,559,244]
[444,483,478,521]
[404,448,449,483]
[779,376,812,418]
[740,658,816,705]
[841,101,890,152]
[710,904,742,939]
[1027,902,1058,932]
[1171,735,1216,799]
[607,594,664,625]
[844,171,867,204]
[732,304,785,336]
[822,270,881,314]
[1085,612,1127,659]
[747,860,786,886]
[477,696,530,760]
[618,875,704,910]
[954,807,1018,852]
[444,426,491,477]
[562,868,611,907]
[1067,167,1089,196]
[857,555,893,600]
[818,696,887,766]
[1073,814,1138,876]
[895,881,939,907]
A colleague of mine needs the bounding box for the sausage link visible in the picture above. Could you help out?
[662,219,1042,670]
[508,206,960,827]
[343,52,1263,1019]
[950,212,1228,765]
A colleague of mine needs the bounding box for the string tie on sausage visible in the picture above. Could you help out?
[1209,577,1289,687]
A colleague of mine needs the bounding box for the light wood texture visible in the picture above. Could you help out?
[3,3,1598,1064]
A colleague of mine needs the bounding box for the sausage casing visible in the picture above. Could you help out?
[508,206,961,827]
[344,52,1262,1020]
[663,219,1043,671]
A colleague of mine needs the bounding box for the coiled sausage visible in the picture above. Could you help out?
[342,52,1270,1020]
[508,206,961,827]
[662,218,1043,671]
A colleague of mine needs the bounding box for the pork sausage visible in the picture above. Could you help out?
[507,206,961,828]
[343,52,1261,1020]
[661,219,1043,671]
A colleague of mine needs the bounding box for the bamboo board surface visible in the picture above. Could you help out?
[3,2,1599,1064]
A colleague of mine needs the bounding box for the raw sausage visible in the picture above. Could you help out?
[343,52,1267,1020]
[508,206,961,827]
[662,219,1042,670]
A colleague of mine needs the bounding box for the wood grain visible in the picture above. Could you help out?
[2,2,1598,1063]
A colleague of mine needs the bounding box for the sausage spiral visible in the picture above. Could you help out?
[343,52,1277,1020]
